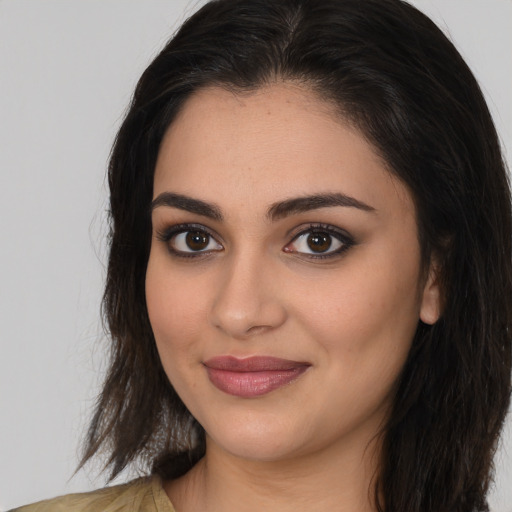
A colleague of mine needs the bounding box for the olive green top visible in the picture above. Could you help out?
[10,476,175,512]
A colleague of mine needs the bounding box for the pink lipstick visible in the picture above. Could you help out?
[203,356,310,398]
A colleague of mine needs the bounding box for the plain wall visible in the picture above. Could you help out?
[1,1,511,510]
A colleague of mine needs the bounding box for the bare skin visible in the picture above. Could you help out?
[146,83,440,512]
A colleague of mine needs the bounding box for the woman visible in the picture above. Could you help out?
[13,0,511,511]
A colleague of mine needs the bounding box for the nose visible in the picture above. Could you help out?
[209,253,287,339]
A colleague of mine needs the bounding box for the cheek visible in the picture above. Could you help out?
[293,251,421,371]
[145,255,208,353]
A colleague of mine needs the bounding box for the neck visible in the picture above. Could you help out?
[165,430,383,512]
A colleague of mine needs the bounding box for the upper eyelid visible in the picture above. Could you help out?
[156,221,350,235]
[286,223,353,241]
[155,222,354,249]
[156,222,222,241]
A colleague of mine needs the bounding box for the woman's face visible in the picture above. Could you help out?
[146,83,440,463]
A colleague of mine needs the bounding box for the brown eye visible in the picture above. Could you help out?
[285,227,350,258]
[307,232,332,253]
[167,229,223,255]
[186,231,210,251]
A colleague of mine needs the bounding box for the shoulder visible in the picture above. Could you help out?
[9,475,175,512]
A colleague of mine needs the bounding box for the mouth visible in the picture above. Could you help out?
[203,356,311,398]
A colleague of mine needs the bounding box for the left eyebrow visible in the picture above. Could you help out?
[267,193,376,221]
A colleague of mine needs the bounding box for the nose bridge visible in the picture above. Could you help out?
[210,247,287,338]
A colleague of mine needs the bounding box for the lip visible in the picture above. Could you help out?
[203,356,311,398]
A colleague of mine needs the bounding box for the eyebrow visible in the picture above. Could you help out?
[151,192,223,221]
[150,191,375,221]
[267,193,376,220]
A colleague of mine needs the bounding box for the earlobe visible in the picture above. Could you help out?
[419,263,442,325]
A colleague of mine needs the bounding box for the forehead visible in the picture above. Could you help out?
[153,83,413,218]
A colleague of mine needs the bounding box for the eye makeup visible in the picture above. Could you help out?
[156,223,223,259]
[155,220,356,262]
[283,223,355,260]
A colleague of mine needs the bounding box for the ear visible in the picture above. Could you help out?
[419,261,442,325]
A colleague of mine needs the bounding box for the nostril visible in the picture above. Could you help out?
[245,325,272,336]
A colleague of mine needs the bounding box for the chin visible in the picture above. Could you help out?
[203,411,308,462]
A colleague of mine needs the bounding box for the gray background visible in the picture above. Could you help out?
[1,1,511,510]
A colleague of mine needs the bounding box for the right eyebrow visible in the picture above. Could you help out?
[151,192,223,221]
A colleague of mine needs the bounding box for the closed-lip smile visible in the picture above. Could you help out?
[203,356,311,397]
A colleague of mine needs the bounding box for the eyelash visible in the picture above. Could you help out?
[155,222,355,260]
[286,223,354,260]
[156,223,221,259]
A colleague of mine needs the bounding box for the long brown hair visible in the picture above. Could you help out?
[81,1,512,510]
